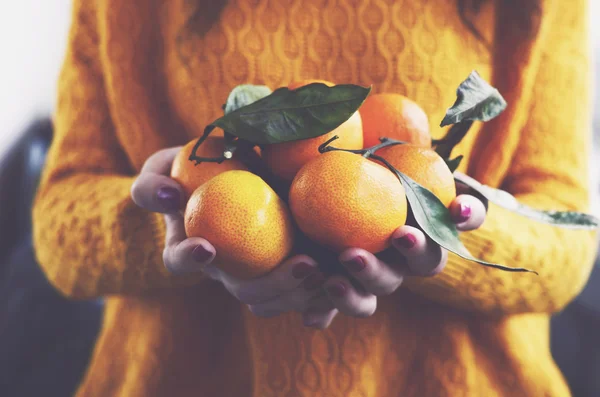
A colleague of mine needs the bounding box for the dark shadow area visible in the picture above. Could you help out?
[0,120,103,397]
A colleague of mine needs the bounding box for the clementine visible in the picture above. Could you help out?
[171,137,248,199]
[360,93,431,149]
[261,79,363,182]
[184,170,295,279]
[289,151,407,253]
[376,144,456,207]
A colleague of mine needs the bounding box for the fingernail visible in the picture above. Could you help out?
[157,187,182,211]
[326,283,346,297]
[457,203,472,223]
[192,245,214,263]
[292,262,315,279]
[343,256,366,273]
[394,233,416,250]
[303,273,326,290]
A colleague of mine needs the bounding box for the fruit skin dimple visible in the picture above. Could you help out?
[376,144,456,207]
[360,93,431,149]
[262,79,364,182]
[289,151,408,254]
[184,170,295,279]
[171,137,248,199]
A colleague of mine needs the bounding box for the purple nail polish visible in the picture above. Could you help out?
[303,273,326,290]
[344,256,366,273]
[395,233,416,249]
[192,245,214,263]
[457,203,472,223]
[157,187,182,212]
[326,283,346,297]
[292,262,315,279]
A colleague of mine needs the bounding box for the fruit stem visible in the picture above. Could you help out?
[318,135,366,155]
[318,135,408,158]
[432,120,474,159]
[368,153,402,182]
[188,127,228,165]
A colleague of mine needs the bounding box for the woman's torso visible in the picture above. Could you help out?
[77,1,570,396]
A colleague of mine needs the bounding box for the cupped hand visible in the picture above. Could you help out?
[131,147,217,273]
[131,147,333,325]
[304,190,488,329]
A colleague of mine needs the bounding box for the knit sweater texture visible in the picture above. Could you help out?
[33,0,598,396]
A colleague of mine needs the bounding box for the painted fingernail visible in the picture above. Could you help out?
[157,187,182,211]
[326,283,346,297]
[344,256,366,273]
[394,233,416,250]
[192,245,214,263]
[457,203,472,223]
[292,262,315,279]
[303,273,326,290]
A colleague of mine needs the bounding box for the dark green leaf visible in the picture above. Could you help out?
[444,155,464,173]
[453,172,600,229]
[223,84,273,115]
[370,155,535,273]
[440,71,507,127]
[223,132,238,157]
[208,83,371,145]
[434,121,473,159]
[397,171,534,273]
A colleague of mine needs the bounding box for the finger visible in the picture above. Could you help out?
[391,226,447,277]
[302,308,339,329]
[163,213,216,275]
[246,283,333,321]
[141,147,182,175]
[247,299,288,318]
[224,255,323,305]
[339,249,404,296]
[131,172,185,213]
[306,292,336,312]
[165,212,187,247]
[324,276,377,318]
[246,283,327,317]
[454,174,489,211]
[450,194,487,231]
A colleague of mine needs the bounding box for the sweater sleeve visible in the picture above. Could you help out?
[403,2,599,315]
[32,0,204,299]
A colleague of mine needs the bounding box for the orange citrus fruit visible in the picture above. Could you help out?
[261,79,363,182]
[376,144,456,207]
[289,151,407,253]
[171,137,248,199]
[360,93,431,149]
[184,170,295,279]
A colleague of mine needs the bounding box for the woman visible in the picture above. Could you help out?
[33,0,597,395]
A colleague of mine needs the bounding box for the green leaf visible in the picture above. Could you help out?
[444,155,464,173]
[370,154,535,273]
[206,83,371,145]
[440,71,507,127]
[453,172,600,230]
[223,84,273,115]
[434,121,473,159]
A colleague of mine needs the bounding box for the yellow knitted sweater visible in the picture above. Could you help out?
[33,0,598,396]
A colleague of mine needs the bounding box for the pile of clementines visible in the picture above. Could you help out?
[171,80,456,279]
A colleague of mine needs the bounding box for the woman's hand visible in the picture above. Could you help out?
[131,147,332,325]
[304,190,488,329]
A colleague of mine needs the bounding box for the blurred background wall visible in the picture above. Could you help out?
[0,0,71,159]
